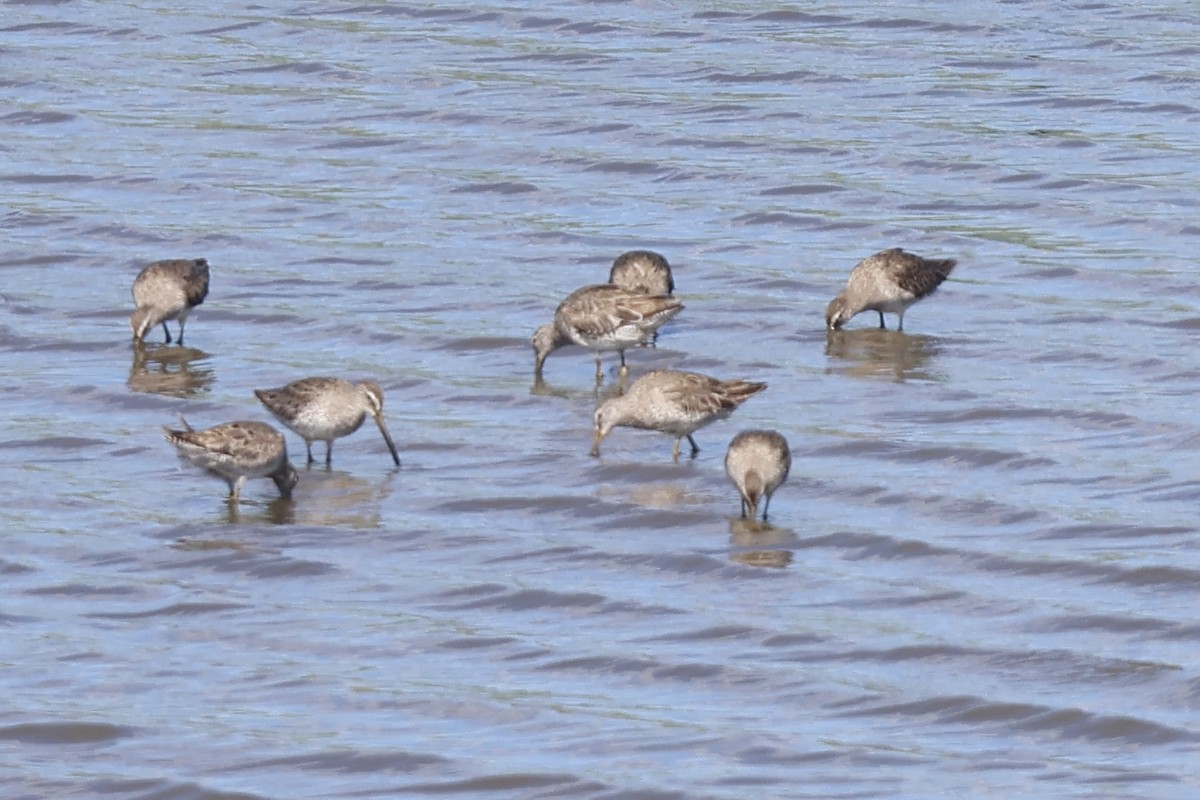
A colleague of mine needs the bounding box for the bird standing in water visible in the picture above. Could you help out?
[164,417,298,503]
[725,429,791,521]
[825,248,956,331]
[130,258,210,345]
[591,369,767,462]
[532,284,683,381]
[254,377,401,467]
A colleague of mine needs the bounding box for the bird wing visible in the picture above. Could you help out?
[884,249,957,297]
[666,374,768,416]
[179,422,280,463]
[256,377,340,413]
[663,372,739,416]
[565,285,680,337]
[180,423,247,457]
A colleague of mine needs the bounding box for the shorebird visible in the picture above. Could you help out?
[725,429,791,521]
[532,284,683,381]
[130,258,210,345]
[253,377,400,467]
[608,250,675,296]
[591,369,767,461]
[164,418,298,502]
[825,248,957,331]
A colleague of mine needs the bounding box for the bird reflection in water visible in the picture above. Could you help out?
[180,471,391,527]
[824,328,942,382]
[128,344,214,397]
[220,470,392,527]
[532,370,626,401]
[728,518,798,569]
[291,469,391,527]
[221,495,297,526]
[171,536,257,553]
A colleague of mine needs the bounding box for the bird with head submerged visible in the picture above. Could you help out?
[825,248,956,331]
[608,249,675,297]
[130,258,210,345]
[532,283,683,381]
[163,417,298,503]
[725,429,791,521]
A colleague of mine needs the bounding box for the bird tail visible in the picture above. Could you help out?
[723,381,767,407]
[927,257,957,278]
[162,414,194,444]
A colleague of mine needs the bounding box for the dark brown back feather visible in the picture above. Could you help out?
[669,374,766,416]
[889,250,956,299]
[184,258,210,307]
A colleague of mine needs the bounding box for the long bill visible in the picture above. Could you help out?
[590,427,605,457]
[373,414,401,466]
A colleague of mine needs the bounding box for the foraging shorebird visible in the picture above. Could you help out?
[825,248,956,331]
[164,418,298,502]
[254,377,400,467]
[725,429,791,521]
[608,250,675,296]
[532,284,683,381]
[130,258,210,345]
[591,369,767,461]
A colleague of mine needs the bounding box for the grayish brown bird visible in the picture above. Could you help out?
[725,429,791,521]
[254,377,400,467]
[591,369,767,461]
[608,250,674,296]
[532,284,683,381]
[164,417,298,503]
[130,258,210,345]
[825,248,956,331]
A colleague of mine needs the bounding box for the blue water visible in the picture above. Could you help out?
[3,2,1199,798]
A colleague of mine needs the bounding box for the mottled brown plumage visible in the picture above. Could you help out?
[591,370,767,461]
[608,250,674,296]
[130,258,210,344]
[532,284,683,380]
[164,418,298,502]
[825,248,956,331]
[254,377,399,467]
[725,429,791,521]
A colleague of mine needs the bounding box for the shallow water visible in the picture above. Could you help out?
[3,2,1200,798]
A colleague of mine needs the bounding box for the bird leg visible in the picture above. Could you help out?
[161,322,173,344]
[672,437,681,463]
[877,311,886,330]
[305,441,315,465]
[324,442,334,467]
[687,435,700,457]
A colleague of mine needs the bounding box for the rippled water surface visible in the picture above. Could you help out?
[4,1,1200,798]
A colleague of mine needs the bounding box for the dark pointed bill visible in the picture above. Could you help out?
[373,414,401,466]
